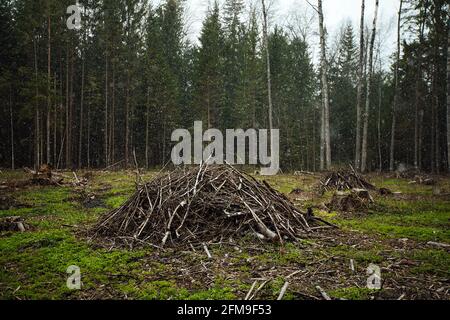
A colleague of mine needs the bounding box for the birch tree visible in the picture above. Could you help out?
[355,0,365,171]
[361,0,379,173]
[261,0,273,133]
[390,0,403,172]
[317,0,331,169]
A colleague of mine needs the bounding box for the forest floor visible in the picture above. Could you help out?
[0,169,449,300]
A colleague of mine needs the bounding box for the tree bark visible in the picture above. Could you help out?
[53,72,57,164]
[361,0,379,173]
[261,0,273,134]
[318,0,331,169]
[65,44,70,168]
[110,60,116,164]
[146,87,150,169]
[78,45,85,168]
[320,102,325,171]
[355,0,365,171]
[9,85,14,170]
[47,15,51,164]
[377,58,382,172]
[447,17,450,172]
[414,3,427,170]
[87,90,91,169]
[125,69,130,168]
[105,51,109,167]
[34,37,40,170]
[390,0,403,172]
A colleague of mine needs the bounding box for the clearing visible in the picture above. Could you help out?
[0,169,449,300]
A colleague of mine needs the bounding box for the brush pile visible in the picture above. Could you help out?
[319,168,375,193]
[92,164,330,247]
[327,189,374,213]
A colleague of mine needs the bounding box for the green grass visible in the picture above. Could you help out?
[1,170,449,300]
[329,287,378,300]
[331,197,450,242]
[410,249,450,276]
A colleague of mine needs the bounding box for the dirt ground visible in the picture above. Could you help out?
[0,170,449,300]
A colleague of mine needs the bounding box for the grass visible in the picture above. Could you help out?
[1,170,449,300]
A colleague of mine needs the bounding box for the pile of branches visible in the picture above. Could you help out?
[92,164,332,248]
[319,168,375,193]
[327,189,374,213]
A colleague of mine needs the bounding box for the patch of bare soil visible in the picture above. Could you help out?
[0,216,32,232]
[289,188,316,201]
[67,190,106,209]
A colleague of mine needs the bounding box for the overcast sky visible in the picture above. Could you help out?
[182,0,401,66]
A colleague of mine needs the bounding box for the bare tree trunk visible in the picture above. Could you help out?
[377,59,382,172]
[105,52,109,167]
[414,4,427,170]
[355,0,365,171]
[87,91,91,169]
[320,102,325,171]
[447,17,450,172]
[390,0,403,172]
[65,44,70,168]
[53,72,57,164]
[318,0,331,169]
[110,61,116,164]
[145,87,150,169]
[261,0,273,134]
[361,0,379,173]
[78,47,85,168]
[9,85,14,170]
[34,37,40,170]
[125,69,130,168]
[435,94,440,174]
[69,52,74,168]
[47,15,51,164]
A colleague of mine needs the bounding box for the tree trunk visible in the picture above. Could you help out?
[105,52,109,167]
[65,44,70,168]
[447,17,450,172]
[320,102,325,171]
[377,59,382,172]
[390,0,403,172]
[9,85,14,170]
[355,0,365,171]
[78,47,85,168]
[34,37,40,170]
[69,51,74,168]
[146,87,150,169]
[318,0,331,169]
[110,60,116,164]
[261,0,273,134]
[47,15,51,164]
[53,72,57,164]
[361,0,379,173]
[125,69,130,168]
[414,4,427,170]
[87,90,91,169]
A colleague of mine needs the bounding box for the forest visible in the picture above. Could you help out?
[0,0,448,173]
[0,0,449,302]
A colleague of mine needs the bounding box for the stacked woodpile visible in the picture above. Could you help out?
[92,164,332,248]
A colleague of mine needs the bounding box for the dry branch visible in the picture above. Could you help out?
[92,164,331,248]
